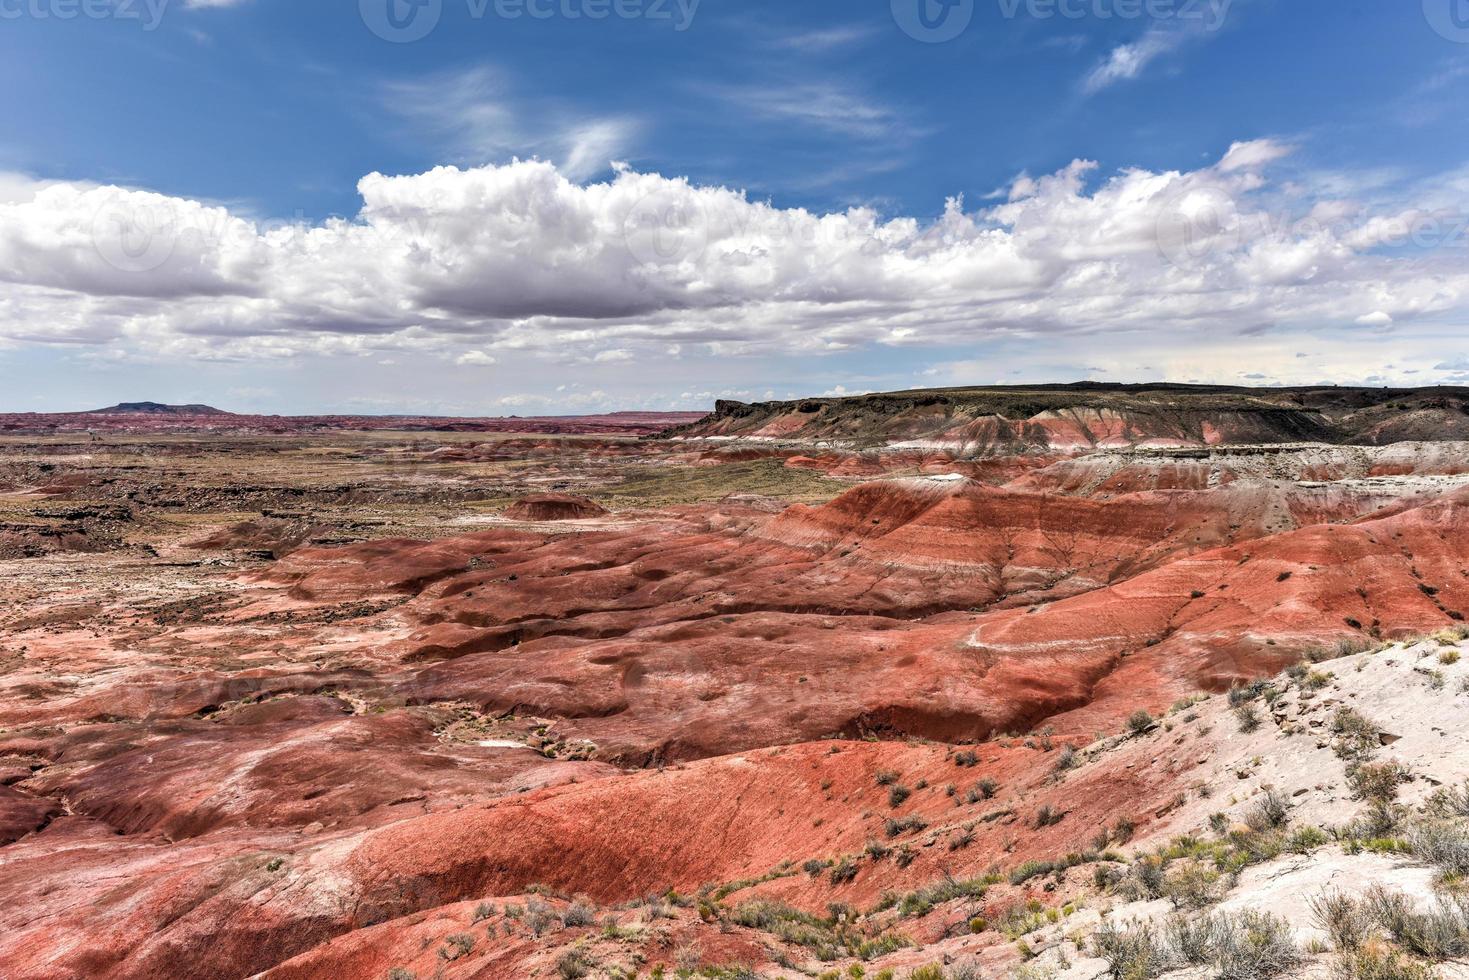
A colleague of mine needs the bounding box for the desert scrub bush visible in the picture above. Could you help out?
[894,873,992,918]
[1350,761,1411,804]
[1034,804,1065,828]
[863,839,891,861]
[1122,856,1168,900]
[1054,743,1080,773]
[472,901,497,922]
[1161,860,1229,909]
[1095,911,1299,980]
[1287,825,1330,853]
[1008,859,1054,886]
[965,778,997,803]
[1332,707,1383,760]
[1226,827,1288,868]
[1331,945,1438,980]
[953,750,979,768]
[1363,885,1469,960]
[1439,649,1461,665]
[1165,913,1218,964]
[907,966,945,980]
[728,901,827,942]
[1092,920,1174,980]
[948,828,975,851]
[1426,780,1469,818]
[1228,679,1274,706]
[439,933,476,960]
[555,949,595,980]
[875,769,900,786]
[1335,637,1375,658]
[830,857,859,885]
[1127,710,1156,736]
[562,899,596,927]
[1244,789,1291,833]
[1210,910,1302,979]
[1408,821,1469,877]
[1309,890,1372,953]
[884,815,928,837]
[888,785,912,808]
[1234,704,1262,733]
[523,898,556,937]
[387,970,414,980]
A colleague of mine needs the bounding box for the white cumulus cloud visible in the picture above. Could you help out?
[0,140,1466,368]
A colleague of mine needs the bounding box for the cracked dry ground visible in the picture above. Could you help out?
[4,431,1469,978]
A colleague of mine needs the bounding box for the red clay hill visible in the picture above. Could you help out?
[3,384,1469,978]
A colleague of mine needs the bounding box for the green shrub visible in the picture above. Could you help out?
[884,815,927,837]
[1161,861,1228,909]
[556,950,594,980]
[439,933,475,961]
[1409,822,1469,877]
[1034,804,1064,828]
[1210,910,1301,979]
[562,900,596,927]
[1350,761,1411,804]
[1092,920,1173,979]
[1244,790,1291,832]
[1332,707,1382,760]
[1363,885,1469,960]
[1127,710,1156,736]
[1308,890,1370,952]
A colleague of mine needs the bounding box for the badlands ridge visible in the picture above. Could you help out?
[2,384,1469,978]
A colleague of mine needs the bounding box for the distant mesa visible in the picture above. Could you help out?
[83,402,232,416]
[503,493,609,521]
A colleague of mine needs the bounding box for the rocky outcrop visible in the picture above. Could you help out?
[668,383,1469,449]
[502,493,609,521]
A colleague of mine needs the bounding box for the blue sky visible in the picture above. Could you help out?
[1,0,1468,414]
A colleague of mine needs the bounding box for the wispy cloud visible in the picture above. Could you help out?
[1081,30,1188,94]
[380,66,641,181]
[709,82,908,140]
[769,24,878,52]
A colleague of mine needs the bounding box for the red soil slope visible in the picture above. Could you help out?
[4,441,1469,978]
